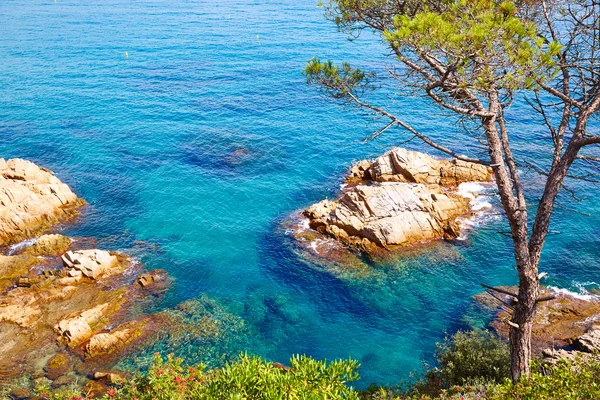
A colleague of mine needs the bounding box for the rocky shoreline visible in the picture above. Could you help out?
[300,148,493,258]
[0,159,171,396]
[476,287,600,364]
[3,154,599,397]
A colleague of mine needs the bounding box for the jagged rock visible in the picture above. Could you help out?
[306,183,470,253]
[136,270,170,294]
[367,148,491,185]
[55,303,109,346]
[20,234,72,256]
[85,328,136,358]
[575,325,600,353]
[346,160,373,184]
[542,326,600,364]
[62,250,121,280]
[305,148,492,254]
[0,254,39,291]
[0,158,84,246]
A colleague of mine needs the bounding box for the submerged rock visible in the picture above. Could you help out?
[44,353,72,380]
[304,148,492,255]
[0,158,84,246]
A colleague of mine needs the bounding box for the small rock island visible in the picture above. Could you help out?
[304,148,493,255]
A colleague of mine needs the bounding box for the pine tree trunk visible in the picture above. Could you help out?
[509,263,540,382]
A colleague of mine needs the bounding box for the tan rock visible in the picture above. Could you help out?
[136,270,169,292]
[85,328,135,358]
[20,234,72,256]
[345,160,372,184]
[305,148,492,254]
[575,325,600,353]
[0,159,84,245]
[367,148,491,185]
[61,250,121,280]
[55,303,109,346]
[306,183,470,252]
[0,303,41,328]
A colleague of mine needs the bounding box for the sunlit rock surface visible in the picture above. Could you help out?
[0,158,84,245]
[305,148,493,255]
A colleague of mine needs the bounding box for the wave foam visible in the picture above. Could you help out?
[7,238,38,255]
[548,284,599,301]
[456,181,498,240]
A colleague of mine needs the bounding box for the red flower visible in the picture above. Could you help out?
[107,388,117,399]
[173,375,187,389]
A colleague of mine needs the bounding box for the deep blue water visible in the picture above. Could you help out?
[1,0,599,388]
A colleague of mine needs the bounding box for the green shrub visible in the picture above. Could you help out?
[487,356,600,400]
[404,330,508,398]
[101,353,360,400]
[434,330,510,387]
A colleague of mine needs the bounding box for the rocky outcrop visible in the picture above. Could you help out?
[19,234,72,256]
[575,326,600,353]
[476,288,600,362]
[0,159,175,394]
[305,148,492,254]
[85,326,137,358]
[346,148,491,185]
[0,159,84,245]
[62,249,122,280]
[55,303,111,347]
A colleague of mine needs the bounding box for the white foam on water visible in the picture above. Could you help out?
[7,238,38,255]
[309,240,320,255]
[299,217,310,230]
[548,284,600,301]
[455,181,498,241]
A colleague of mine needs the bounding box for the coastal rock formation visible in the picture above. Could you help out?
[575,326,600,353]
[0,158,175,394]
[305,148,493,254]
[62,249,122,280]
[346,148,491,185]
[56,303,111,347]
[85,328,136,358]
[476,288,600,360]
[0,158,84,245]
[19,234,72,256]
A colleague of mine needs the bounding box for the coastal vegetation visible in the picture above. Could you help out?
[305,0,600,381]
[30,331,600,399]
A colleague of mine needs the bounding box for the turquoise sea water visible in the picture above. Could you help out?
[1,0,599,388]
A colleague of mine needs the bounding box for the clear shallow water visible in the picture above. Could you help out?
[1,0,599,388]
